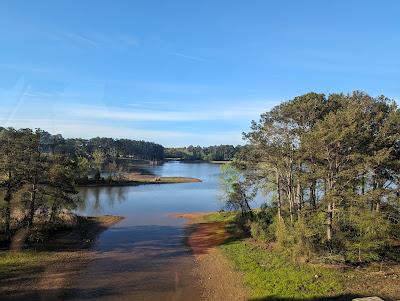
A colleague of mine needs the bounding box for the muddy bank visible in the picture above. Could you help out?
[0,215,123,301]
[175,212,247,301]
[78,174,201,187]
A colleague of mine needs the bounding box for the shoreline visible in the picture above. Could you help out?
[0,214,124,301]
[164,158,231,164]
[78,175,202,187]
[176,212,400,301]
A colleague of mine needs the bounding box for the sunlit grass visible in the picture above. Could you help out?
[0,250,50,268]
[202,211,238,223]
[221,241,342,299]
[202,212,343,299]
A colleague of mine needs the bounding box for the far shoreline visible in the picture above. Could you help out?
[77,175,202,187]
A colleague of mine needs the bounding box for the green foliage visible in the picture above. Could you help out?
[242,91,400,263]
[341,210,390,263]
[249,208,275,241]
[165,145,240,161]
[220,241,342,299]
[77,156,90,179]
[92,149,105,171]
[220,162,254,214]
[0,128,80,236]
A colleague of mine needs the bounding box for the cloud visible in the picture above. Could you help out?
[67,104,266,122]
[2,118,244,146]
[54,31,139,50]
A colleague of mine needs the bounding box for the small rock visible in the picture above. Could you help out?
[352,297,384,301]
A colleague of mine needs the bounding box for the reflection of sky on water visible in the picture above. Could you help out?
[78,162,264,227]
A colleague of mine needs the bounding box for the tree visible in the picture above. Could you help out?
[45,155,79,225]
[0,128,25,237]
[77,156,90,180]
[92,149,105,180]
[220,162,255,215]
[241,91,400,262]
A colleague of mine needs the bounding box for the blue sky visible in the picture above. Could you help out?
[0,0,399,146]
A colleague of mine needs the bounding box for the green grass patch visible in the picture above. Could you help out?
[0,250,50,269]
[220,240,342,300]
[202,212,343,299]
[202,211,238,223]
[0,250,52,283]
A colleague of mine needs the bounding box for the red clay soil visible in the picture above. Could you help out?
[175,213,247,301]
[187,221,229,255]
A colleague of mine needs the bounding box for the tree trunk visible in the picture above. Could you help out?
[327,202,333,243]
[310,181,317,209]
[296,181,302,219]
[287,188,294,224]
[49,200,58,224]
[28,184,37,228]
[4,191,12,239]
[4,172,13,239]
[361,174,365,195]
[275,170,282,220]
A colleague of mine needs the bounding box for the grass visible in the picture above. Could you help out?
[0,250,52,283]
[201,212,343,300]
[0,250,50,269]
[130,176,201,184]
[201,211,238,223]
[220,241,342,299]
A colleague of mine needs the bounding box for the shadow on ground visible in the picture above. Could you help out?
[249,295,368,301]
[1,224,202,301]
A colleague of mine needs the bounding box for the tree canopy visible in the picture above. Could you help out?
[230,91,400,263]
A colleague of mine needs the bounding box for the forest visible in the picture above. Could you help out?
[39,133,164,161]
[0,129,164,240]
[165,144,241,161]
[224,91,400,263]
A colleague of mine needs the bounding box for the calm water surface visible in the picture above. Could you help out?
[78,161,224,227]
[68,162,231,301]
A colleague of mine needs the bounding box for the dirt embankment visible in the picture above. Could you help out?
[0,215,123,301]
[175,213,247,301]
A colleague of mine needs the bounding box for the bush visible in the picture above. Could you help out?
[274,217,319,262]
[341,210,390,263]
[249,207,276,241]
[250,219,273,241]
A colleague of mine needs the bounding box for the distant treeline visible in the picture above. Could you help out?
[38,133,164,161]
[165,145,241,161]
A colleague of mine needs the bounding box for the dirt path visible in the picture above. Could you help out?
[175,213,247,301]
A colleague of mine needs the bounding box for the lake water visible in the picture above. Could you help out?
[68,162,244,301]
[78,161,225,227]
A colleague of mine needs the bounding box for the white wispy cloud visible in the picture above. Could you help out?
[66,104,266,122]
[53,31,139,50]
[2,118,244,146]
